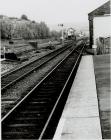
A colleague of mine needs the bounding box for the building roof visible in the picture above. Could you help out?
[88,1,110,17]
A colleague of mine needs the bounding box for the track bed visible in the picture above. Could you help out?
[2,44,85,139]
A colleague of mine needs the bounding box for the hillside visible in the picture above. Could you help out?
[0,15,56,40]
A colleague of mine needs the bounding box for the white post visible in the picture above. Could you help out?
[58,24,64,46]
[4,46,5,59]
[61,26,64,46]
[92,44,97,55]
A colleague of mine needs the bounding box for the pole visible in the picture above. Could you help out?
[58,24,64,46]
[61,26,64,46]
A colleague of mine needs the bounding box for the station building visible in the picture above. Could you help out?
[88,1,111,53]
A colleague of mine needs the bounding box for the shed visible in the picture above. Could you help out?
[88,1,110,49]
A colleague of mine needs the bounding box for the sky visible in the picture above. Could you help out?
[0,0,109,26]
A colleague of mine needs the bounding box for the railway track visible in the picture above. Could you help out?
[2,43,85,139]
[1,41,73,92]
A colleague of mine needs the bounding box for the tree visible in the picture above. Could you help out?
[21,14,28,20]
[0,19,13,39]
[0,15,53,40]
[39,22,50,38]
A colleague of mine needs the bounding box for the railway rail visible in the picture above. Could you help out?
[1,41,73,92]
[2,43,85,139]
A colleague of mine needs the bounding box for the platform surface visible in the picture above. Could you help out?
[93,54,111,139]
[53,55,102,140]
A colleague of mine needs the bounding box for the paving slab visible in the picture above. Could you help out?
[59,117,102,140]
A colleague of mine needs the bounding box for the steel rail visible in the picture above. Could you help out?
[1,44,77,122]
[38,45,85,139]
[1,42,73,92]
[2,43,86,140]
[1,41,71,78]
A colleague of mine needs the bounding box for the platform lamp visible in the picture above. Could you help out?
[58,24,64,46]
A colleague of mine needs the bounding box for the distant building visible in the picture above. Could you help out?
[88,1,110,50]
[66,28,75,39]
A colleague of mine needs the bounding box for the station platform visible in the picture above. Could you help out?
[53,55,102,140]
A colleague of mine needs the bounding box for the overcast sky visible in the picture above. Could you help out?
[0,0,109,25]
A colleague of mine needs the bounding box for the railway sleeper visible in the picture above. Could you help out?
[2,45,85,139]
